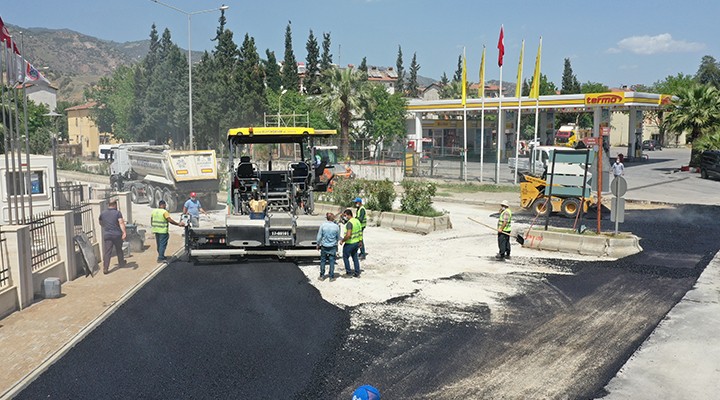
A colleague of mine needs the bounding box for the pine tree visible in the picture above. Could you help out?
[359,57,368,73]
[395,45,405,95]
[453,54,463,82]
[695,55,720,89]
[560,58,580,94]
[407,52,420,98]
[265,49,281,92]
[238,34,266,126]
[440,72,449,87]
[281,21,299,92]
[320,32,333,71]
[305,29,320,94]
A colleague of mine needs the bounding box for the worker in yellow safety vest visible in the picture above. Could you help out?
[355,197,368,260]
[340,208,363,277]
[151,200,185,263]
[496,200,512,261]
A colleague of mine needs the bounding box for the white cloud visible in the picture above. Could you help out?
[609,33,705,55]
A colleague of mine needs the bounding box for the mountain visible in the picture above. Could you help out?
[7,24,439,103]
[5,24,154,101]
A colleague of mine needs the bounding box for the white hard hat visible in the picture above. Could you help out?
[501,200,510,207]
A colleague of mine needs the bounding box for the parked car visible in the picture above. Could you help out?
[700,150,720,180]
[641,139,662,151]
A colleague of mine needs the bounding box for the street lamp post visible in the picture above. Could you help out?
[150,0,229,150]
[44,111,61,209]
[277,86,287,127]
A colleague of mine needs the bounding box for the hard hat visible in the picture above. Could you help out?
[352,385,380,400]
[354,197,362,203]
[190,192,197,197]
[501,200,509,207]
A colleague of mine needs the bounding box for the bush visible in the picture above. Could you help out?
[326,178,396,212]
[400,180,441,217]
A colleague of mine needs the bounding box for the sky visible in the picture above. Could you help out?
[2,0,719,89]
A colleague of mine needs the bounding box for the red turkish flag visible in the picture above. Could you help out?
[497,25,505,67]
[0,16,20,54]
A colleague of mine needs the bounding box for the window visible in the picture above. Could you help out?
[5,170,45,196]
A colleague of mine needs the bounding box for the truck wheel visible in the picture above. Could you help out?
[204,193,218,210]
[163,190,178,212]
[147,186,157,208]
[131,186,141,203]
[154,188,164,209]
[560,198,581,218]
[531,198,551,217]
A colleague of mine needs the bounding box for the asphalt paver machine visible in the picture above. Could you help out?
[185,127,337,259]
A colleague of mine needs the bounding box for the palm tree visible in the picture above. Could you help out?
[317,67,371,158]
[664,83,720,164]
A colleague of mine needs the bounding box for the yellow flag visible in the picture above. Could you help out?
[529,37,542,99]
[478,46,486,98]
[461,48,467,106]
[515,40,524,98]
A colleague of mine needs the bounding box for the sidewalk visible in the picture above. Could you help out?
[0,230,185,399]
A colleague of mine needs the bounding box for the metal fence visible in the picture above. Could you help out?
[53,182,85,211]
[28,211,60,272]
[0,232,9,289]
[75,203,95,242]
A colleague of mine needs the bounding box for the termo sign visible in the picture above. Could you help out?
[584,93,625,105]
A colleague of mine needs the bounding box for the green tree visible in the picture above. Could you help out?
[89,65,135,142]
[695,55,720,89]
[664,83,720,164]
[305,30,320,94]
[692,126,720,151]
[580,81,609,93]
[363,84,408,149]
[318,67,372,158]
[439,72,449,87]
[653,73,695,95]
[453,54,462,82]
[358,57,368,74]
[645,73,696,146]
[264,49,282,92]
[320,32,333,71]
[237,34,266,127]
[281,21,299,92]
[407,52,420,98]
[395,45,404,95]
[560,58,580,94]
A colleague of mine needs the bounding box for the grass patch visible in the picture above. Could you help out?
[436,183,519,193]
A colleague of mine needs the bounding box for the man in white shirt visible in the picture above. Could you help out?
[612,157,625,177]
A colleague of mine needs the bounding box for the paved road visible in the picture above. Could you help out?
[17,201,720,398]
[17,262,348,399]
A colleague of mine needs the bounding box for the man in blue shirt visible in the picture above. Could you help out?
[316,212,340,280]
[183,192,208,227]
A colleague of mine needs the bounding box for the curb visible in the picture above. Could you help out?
[0,249,182,400]
[313,203,452,235]
[522,228,642,258]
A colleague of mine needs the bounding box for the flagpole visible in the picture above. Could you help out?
[480,94,485,183]
[479,45,486,183]
[462,47,468,182]
[530,37,542,176]
[495,26,504,184]
[513,40,525,185]
[1,40,12,224]
[21,33,33,218]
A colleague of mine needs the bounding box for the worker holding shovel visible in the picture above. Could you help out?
[496,200,513,260]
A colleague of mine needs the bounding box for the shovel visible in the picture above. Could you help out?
[467,217,525,245]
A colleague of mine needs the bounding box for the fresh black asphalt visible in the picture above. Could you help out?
[18,204,720,399]
[18,261,349,400]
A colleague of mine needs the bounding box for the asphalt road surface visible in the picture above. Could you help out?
[19,204,720,399]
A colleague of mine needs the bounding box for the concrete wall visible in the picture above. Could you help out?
[349,163,404,183]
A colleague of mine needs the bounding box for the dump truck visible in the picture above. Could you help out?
[519,148,597,218]
[108,143,219,212]
[185,127,335,259]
